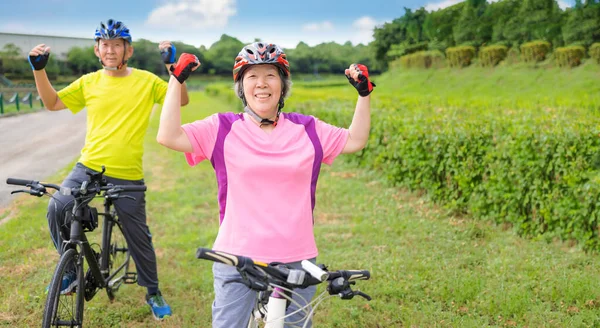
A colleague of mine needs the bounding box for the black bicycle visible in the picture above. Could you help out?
[7,166,144,328]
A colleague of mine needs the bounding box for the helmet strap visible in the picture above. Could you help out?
[242,91,285,127]
[244,105,280,127]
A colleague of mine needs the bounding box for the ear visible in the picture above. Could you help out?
[94,44,101,59]
[126,45,134,60]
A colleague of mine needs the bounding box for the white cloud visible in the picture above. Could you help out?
[145,0,236,29]
[557,0,570,9]
[348,16,384,45]
[302,21,334,32]
[424,0,462,11]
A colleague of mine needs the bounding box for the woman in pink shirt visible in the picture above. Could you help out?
[157,42,375,327]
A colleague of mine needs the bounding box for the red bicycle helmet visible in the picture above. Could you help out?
[233,42,290,81]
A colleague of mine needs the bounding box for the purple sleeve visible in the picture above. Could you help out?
[315,118,349,165]
[181,114,220,166]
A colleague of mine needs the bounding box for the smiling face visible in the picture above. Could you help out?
[94,38,133,68]
[242,64,283,119]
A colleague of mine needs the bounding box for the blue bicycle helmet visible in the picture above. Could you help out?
[94,19,132,43]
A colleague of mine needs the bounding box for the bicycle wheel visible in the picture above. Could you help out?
[42,248,85,328]
[105,217,131,301]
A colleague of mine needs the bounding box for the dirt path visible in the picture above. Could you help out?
[0,109,86,211]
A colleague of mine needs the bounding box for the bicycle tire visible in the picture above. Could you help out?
[105,216,131,301]
[42,248,85,328]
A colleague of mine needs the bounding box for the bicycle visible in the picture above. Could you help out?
[196,247,372,328]
[6,166,145,328]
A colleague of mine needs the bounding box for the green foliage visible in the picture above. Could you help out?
[479,45,508,67]
[203,34,244,75]
[520,40,552,62]
[562,0,600,47]
[453,0,491,46]
[0,43,30,78]
[446,46,476,67]
[291,65,600,251]
[590,43,600,63]
[66,46,98,75]
[555,46,587,67]
[386,41,428,60]
[398,50,445,69]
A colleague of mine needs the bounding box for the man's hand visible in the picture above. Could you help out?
[170,53,200,84]
[28,44,51,71]
[159,41,177,64]
[345,64,376,97]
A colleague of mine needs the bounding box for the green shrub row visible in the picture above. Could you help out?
[295,99,600,251]
[398,41,600,68]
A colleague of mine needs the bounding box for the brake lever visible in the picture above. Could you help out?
[355,291,372,301]
[223,278,246,286]
[10,189,45,197]
[223,277,269,291]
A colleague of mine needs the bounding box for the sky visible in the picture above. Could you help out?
[0,0,576,49]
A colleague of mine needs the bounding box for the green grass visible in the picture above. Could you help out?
[2,77,600,326]
[376,62,600,112]
[0,98,43,115]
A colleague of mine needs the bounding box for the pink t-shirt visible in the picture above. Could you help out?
[182,112,349,263]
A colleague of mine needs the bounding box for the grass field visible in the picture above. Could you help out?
[2,66,600,327]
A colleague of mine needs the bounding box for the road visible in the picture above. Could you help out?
[0,109,86,209]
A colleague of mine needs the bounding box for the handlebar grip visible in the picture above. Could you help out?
[196,248,251,268]
[118,185,147,192]
[6,178,34,186]
[345,270,371,281]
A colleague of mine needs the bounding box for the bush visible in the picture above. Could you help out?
[446,46,476,68]
[520,41,552,63]
[479,45,508,67]
[555,46,586,68]
[399,51,445,69]
[590,43,600,64]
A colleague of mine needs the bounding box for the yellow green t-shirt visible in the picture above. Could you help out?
[57,69,167,180]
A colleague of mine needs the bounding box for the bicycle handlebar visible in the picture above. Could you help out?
[196,247,371,300]
[7,165,146,202]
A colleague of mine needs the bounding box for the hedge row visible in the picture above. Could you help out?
[294,98,600,251]
[399,41,600,68]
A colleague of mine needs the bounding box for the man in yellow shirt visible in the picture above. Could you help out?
[28,18,187,320]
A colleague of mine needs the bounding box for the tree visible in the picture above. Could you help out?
[203,34,244,75]
[515,0,563,45]
[563,0,600,46]
[66,46,98,75]
[453,0,491,46]
[0,44,30,78]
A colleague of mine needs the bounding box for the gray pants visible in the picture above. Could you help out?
[47,162,159,289]
[212,259,317,328]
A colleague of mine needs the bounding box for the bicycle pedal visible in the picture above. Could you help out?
[123,272,137,284]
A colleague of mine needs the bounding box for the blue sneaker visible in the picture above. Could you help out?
[45,272,77,295]
[146,292,172,320]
